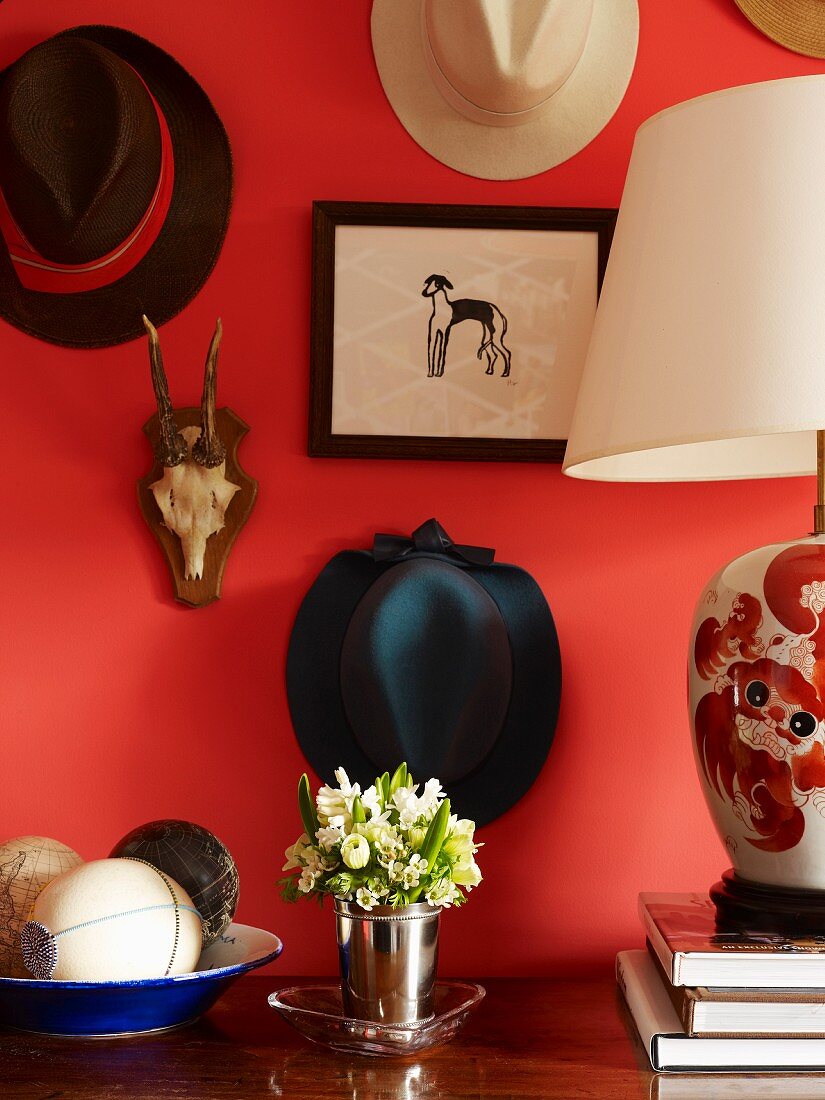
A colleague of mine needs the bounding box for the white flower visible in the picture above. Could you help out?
[282,833,310,871]
[420,778,444,814]
[392,779,445,829]
[442,817,477,860]
[361,784,384,819]
[387,859,406,884]
[298,866,319,894]
[376,832,404,867]
[452,858,482,889]
[316,825,344,851]
[408,853,428,875]
[316,787,347,826]
[316,768,362,828]
[400,867,421,889]
[341,833,371,869]
[425,879,460,907]
[303,848,323,874]
[356,887,378,911]
[354,813,394,844]
[335,766,353,789]
[392,786,424,828]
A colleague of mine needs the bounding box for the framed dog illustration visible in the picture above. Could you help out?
[309,201,616,462]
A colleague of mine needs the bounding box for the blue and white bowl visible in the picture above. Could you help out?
[0,922,282,1036]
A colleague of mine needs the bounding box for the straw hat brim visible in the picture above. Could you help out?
[733,0,825,59]
[0,26,232,349]
[370,0,639,181]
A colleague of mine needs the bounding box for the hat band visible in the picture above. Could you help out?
[0,69,175,295]
[420,5,589,129]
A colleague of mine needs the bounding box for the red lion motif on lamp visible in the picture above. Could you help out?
[692,544,825,858]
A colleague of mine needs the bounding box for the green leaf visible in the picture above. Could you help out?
[298,773,319,840]
[389,762,408,794]
[278,876,301,904]
[421,799,451,869]
[409,798,451,902]
[380,772,390,804]
[351,794,366,824]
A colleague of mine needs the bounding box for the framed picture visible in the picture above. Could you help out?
[309,201,616,462]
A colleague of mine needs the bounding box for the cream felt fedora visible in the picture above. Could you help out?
[370,0,639,181]
[733,0,825,59]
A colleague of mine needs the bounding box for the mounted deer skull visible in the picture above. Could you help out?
[144,316,241,582]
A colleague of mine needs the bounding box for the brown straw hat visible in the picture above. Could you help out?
[733,0,825,58]
[0,26,232,348]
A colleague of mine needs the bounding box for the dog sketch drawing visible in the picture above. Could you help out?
[421,274,512,378]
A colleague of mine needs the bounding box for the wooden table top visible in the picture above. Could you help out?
[4,975,825,1099]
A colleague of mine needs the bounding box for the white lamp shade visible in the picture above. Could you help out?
[563,76,825,482]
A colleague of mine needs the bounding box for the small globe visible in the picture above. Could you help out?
[110,820,238,946]
[0,836,83,977]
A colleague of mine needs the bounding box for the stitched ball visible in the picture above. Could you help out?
[25,858,202,981]
[0,836,83,978]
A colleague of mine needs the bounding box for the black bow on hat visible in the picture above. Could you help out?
[372,518,495,567]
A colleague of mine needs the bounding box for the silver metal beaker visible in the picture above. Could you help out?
[335,900,440,1024]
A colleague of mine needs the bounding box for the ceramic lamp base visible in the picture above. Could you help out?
[711,869,825,935]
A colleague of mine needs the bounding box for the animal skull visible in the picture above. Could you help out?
[144,316,241,581]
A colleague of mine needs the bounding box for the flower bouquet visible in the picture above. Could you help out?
[281,763,482,910]
[281,763,482,1023]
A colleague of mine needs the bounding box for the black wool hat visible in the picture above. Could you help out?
[286,520,561,827]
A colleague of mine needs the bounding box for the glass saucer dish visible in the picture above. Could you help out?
[268,980,485,1057]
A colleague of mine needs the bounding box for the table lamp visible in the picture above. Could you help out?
[563,75,825,934]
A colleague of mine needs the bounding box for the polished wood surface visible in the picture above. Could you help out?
[4,975,824,1099]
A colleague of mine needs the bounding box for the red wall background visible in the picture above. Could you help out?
[1,0,822,978]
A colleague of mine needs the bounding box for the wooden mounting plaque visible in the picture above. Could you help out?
[137,407,257,608]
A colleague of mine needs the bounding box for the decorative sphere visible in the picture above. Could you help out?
[0,836,82,977]
[110,820,239,946]
[26,858,202,981]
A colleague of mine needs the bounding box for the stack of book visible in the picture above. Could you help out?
[619,892,825,1073]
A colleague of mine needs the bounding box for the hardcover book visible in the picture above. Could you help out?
[651,945,825,1037]
[640,892,825,988]
[650,1074,825,1099]
[618,949,825,1072]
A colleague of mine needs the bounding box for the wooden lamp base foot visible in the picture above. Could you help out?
[711,869,825,936]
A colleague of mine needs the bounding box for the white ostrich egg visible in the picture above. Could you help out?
[0,835,83,978]
[26,858,202,981]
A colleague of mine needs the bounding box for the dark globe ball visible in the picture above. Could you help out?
[110,820,239,947]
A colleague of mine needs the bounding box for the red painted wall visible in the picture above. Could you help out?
[1,0,822,978]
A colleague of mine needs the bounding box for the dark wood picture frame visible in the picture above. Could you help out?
[309,201,616,463]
